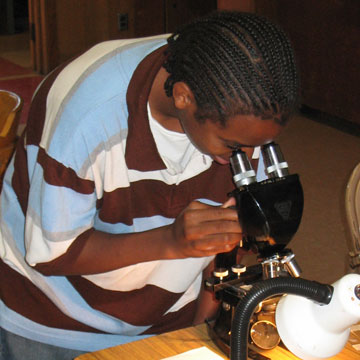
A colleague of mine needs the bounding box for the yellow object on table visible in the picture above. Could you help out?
[0,90,22,184]
[75,323,360,360]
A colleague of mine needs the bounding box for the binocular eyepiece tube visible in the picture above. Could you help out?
[229,151,257,188]
[262,142,289,178]
[230,142,289,188]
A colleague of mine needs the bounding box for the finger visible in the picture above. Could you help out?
[221,197,236,208]
[185,219,242,240]
[205,219,242,235]
[187,200,212,210]
[191,233,241,253]
[191,207,239,223]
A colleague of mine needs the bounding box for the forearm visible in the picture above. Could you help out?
[34,200,242,276]
[34,225,176,276]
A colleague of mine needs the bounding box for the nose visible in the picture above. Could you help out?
[229,148,254,160]
[242,147,255,160]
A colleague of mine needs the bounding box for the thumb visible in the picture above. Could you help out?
[221,197,236,208]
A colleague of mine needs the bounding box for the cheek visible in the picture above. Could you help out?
[191,134,212,153]
[196,131,222,154]
[184,123,213,153]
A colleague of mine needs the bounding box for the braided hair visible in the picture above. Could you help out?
[163,11,299,126]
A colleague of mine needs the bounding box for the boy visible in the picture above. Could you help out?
[0,11,299,359]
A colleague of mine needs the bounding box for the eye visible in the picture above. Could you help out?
[226,144,241,151]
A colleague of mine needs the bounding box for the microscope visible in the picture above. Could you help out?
[205,142,360,360]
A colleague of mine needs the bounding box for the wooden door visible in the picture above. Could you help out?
[28,0,220,75]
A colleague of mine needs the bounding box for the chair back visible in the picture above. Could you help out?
[0,90,22,145]
[0,90,23,183]
[345,163,360,272]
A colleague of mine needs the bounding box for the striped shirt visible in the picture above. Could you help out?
[0,36,237,351]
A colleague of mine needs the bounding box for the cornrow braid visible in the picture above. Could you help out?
[163,11,299,126]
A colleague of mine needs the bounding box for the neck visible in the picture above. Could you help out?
[148,67,184,133]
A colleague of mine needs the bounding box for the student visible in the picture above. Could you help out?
[0,11,299,360]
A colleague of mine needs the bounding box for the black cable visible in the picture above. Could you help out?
[230,277,333,360]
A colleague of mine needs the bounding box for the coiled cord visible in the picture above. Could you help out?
[230,277,333,360]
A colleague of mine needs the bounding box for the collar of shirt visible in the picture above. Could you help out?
[148,102,213,180]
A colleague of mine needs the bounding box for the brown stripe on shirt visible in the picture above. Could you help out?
[37,147,94,193]
[99,162,234,225]
[67,275,188,328]
[0,259,101,333]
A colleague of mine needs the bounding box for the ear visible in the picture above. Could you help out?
[172,82,196,110]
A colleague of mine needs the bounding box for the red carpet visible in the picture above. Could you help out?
[0,57,44,125]
[0,57,33,77]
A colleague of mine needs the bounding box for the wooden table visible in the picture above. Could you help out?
[75,323,360,360]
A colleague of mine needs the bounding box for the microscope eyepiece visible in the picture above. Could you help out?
[262,142,289,178]
[230,149,257,188]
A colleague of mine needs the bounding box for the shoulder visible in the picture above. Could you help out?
[53,34,170,95]
[40,35,169,149]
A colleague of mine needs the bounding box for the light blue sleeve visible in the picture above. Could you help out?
[256,151,268,182]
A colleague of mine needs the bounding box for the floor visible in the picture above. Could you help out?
[1,31,360,285]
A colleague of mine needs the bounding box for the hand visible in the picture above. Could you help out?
[168,200,242,258]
